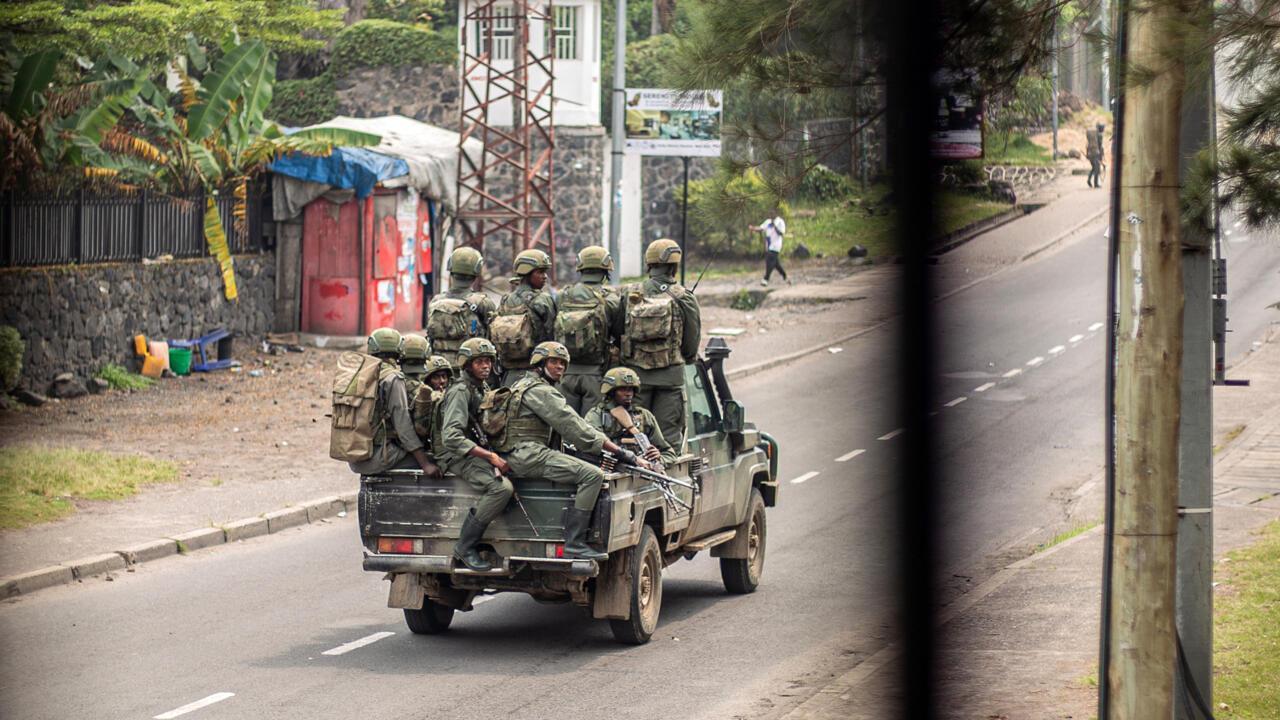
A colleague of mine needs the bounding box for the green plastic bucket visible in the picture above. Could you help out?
[170,347,193,375]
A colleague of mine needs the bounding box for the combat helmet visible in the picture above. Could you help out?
[529,341,571,367]
[401,333,430,367]
[577,245,614,272]
[644,238,682,267]
[513,248,552,276]
[447,246,484,277]
[600,366,641,395]
[456,337,497,367]
[366,327,404,357]
[425,355,453,377]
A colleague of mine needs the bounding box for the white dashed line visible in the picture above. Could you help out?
[1002,368,1023,378]
[1048,345,1065,355]
[835,449,866,462]
[154,693,235,719]
[878,428,904,441]
[973,382,995,393]
[790,471,820,485]
[1026,356,1044,367]
[1088,322,1104,332]
[944,396,967,407]
[1068,334,1083,343]
[322,631,395,656]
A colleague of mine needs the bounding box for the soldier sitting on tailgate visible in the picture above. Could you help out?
[586,367,679,467]
[491,248,557,386]
[400,333,431,399]
[347,327,443,479]
[412,354,454,444]
[488,342,647,561]
[555,245,623,415]
[427,246,497,373]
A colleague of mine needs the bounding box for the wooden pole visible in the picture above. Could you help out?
[1108,0,1187,715]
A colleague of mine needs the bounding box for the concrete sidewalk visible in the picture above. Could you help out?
[784,337,1280,719]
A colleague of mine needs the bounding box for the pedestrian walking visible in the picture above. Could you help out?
[748,214,789,286]
[1086,123,1106,188]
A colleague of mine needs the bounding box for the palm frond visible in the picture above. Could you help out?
[203,196,238,301]
[101,129,168,165]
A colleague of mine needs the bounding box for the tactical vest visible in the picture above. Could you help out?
[371,363,403,447]
[427,292,488,358]
[621,281,686,370]
[488,376,552,452]
[555,282,610,365]
[491,289,538,367]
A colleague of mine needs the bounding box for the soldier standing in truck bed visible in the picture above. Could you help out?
[555,245,623,415]
[491,248,557,386]
[426,247,496,373]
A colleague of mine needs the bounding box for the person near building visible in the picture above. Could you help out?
[555,245,623,415]
[747,213,789,286]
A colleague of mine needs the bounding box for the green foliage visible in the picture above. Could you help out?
[686,165,788,257]
[986,74,1053,140]
[368,0,447,27]
[0,445,179,528]
[981,131,1054,166]
[0,326,23,392]
[729,289,760,311]
[625,33,680,87]
[95,364,154,391]
[330,20,456,74]
[798,164,855,202]
[1214,520,1280,718]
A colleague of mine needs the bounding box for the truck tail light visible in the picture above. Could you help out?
[555,544,564,559]
[377,537,418,554]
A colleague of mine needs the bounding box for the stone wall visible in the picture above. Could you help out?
[0,256,275,392]
[334,64,460,130]
[552,127,606,283]
[938,164,1060,198]
[641,157,716,245]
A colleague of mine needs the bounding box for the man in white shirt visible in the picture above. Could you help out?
[747,214,789,286]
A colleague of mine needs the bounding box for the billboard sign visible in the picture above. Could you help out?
[623,88,723,157]
[930,70,983,160]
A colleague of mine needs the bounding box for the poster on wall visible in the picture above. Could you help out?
[623,88,723,157]
[930,70,984,160]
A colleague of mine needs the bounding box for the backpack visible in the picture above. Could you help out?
[555,283,609,365]
[427,293,488,356]
[478,377,539,451]
[491,292,537,365]
[412,384,443,441]
[621,283,685,370]
[329,351,391,462]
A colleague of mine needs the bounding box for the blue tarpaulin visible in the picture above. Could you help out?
[269,147,409,199]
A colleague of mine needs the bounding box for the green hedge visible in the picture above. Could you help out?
[331,19,456,74]
[268,75,338,127]
[685,167,789,257]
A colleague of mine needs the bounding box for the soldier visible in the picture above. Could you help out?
[1086,122,1105,188]
[491,342,645,561]
[347,327,442,479]
[412,355,454,443]
[586,367,678,467]
[620,238,701,447]
[400,333,431,398]
[433,338,514,571]
[555,245,623,414]
[427,246,496,372]
[492,248,557,385]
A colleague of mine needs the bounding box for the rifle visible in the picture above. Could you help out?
[473,419,540,537]
[690,258,713,292]
[601,450,695,511]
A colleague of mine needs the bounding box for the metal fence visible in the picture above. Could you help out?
[0,189,267,267]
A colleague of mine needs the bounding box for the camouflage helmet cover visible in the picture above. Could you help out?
[447,246,484,277]
[456,337,497,366]
[600,366,641,395]
[576,245,614,272]
[513,248,552,276]
[366,327,404,356]
[401,333,430,362]
[644,238,682,266]
[529,340,571,366]
[425,355,453,376]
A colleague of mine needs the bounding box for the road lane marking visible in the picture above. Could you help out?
[1069,334,1084,343]
[878,428,904,441]
[790,471,820,485]
[1088,322,1104,332]
[973,382,995,393]
[154,693,235,719]
[322,631,395,656]
[1048,345,1065,355]
[835,449,866,462]
[944,396,967,407]
[1026,356,1044,367]
[1002,368,1022,378]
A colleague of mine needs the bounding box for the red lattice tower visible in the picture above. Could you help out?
[457,0,556,277]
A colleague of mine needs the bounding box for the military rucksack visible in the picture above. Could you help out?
[555,283,610,365]
[479,377,542,451]
[490,292,537,366]
[621,283,686,370]
[412,384,443,441]
[329,352,396,461]
[427,293,488,357]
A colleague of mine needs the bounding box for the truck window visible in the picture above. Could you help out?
[686,364,719,436]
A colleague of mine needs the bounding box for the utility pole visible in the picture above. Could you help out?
[1052,13,1060,160]
[607,0,627,281]
[1106,0,1187,714]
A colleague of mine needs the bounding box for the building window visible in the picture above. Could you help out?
[473,4,513,61]
[551,5,578,60]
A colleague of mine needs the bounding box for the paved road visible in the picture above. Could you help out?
[2,219,1277,720]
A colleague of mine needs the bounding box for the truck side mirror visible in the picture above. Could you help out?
[722,400,745,434]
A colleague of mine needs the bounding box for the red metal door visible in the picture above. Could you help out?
[301,198,361,336]
[365,193,399,332]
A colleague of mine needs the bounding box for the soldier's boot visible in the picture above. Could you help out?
[452,509,494,571]
[562,508,608,561]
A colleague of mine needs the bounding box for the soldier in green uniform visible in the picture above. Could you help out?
[621,238,701,447]
[412,355,453,443]
[433,338,514,571]
[492,248,557,385]
[427,246,497,372]
[586,367,679,467]
[555,245,623,414]
[347,327,443,479]
[492,342,645,560]
[400,333,430,398]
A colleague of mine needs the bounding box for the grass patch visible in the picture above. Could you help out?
[1034,521,1099,553]
[982,131,1055,166]
[95,363,154,391]
[0,446,179,529]
[1214,423,1247,455]
[1215,520,1280,718]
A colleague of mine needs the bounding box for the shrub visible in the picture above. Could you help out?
[799,164,855,201]
[0,326,22,392]
[331,19,456,74]
[686,166,789,257]
[268,75,338,127]
[95,364,154,391]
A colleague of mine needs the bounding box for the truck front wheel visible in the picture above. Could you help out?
[720,489,767,594]
[609,525,663,645]
[403,598,454,634]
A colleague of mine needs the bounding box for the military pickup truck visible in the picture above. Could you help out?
[357,338,779,644]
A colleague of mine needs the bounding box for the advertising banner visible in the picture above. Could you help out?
[930,70,984,160]
[623,88,723,157]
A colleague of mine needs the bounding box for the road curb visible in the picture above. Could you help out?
[0,490,358,600]
[1019,205,1108,262]
[725,322,886,381]
[931,206,1030,256]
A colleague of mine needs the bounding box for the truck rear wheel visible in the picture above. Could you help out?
[609,525,663,645]
[720,489,767,594]
[403,598,454,634]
